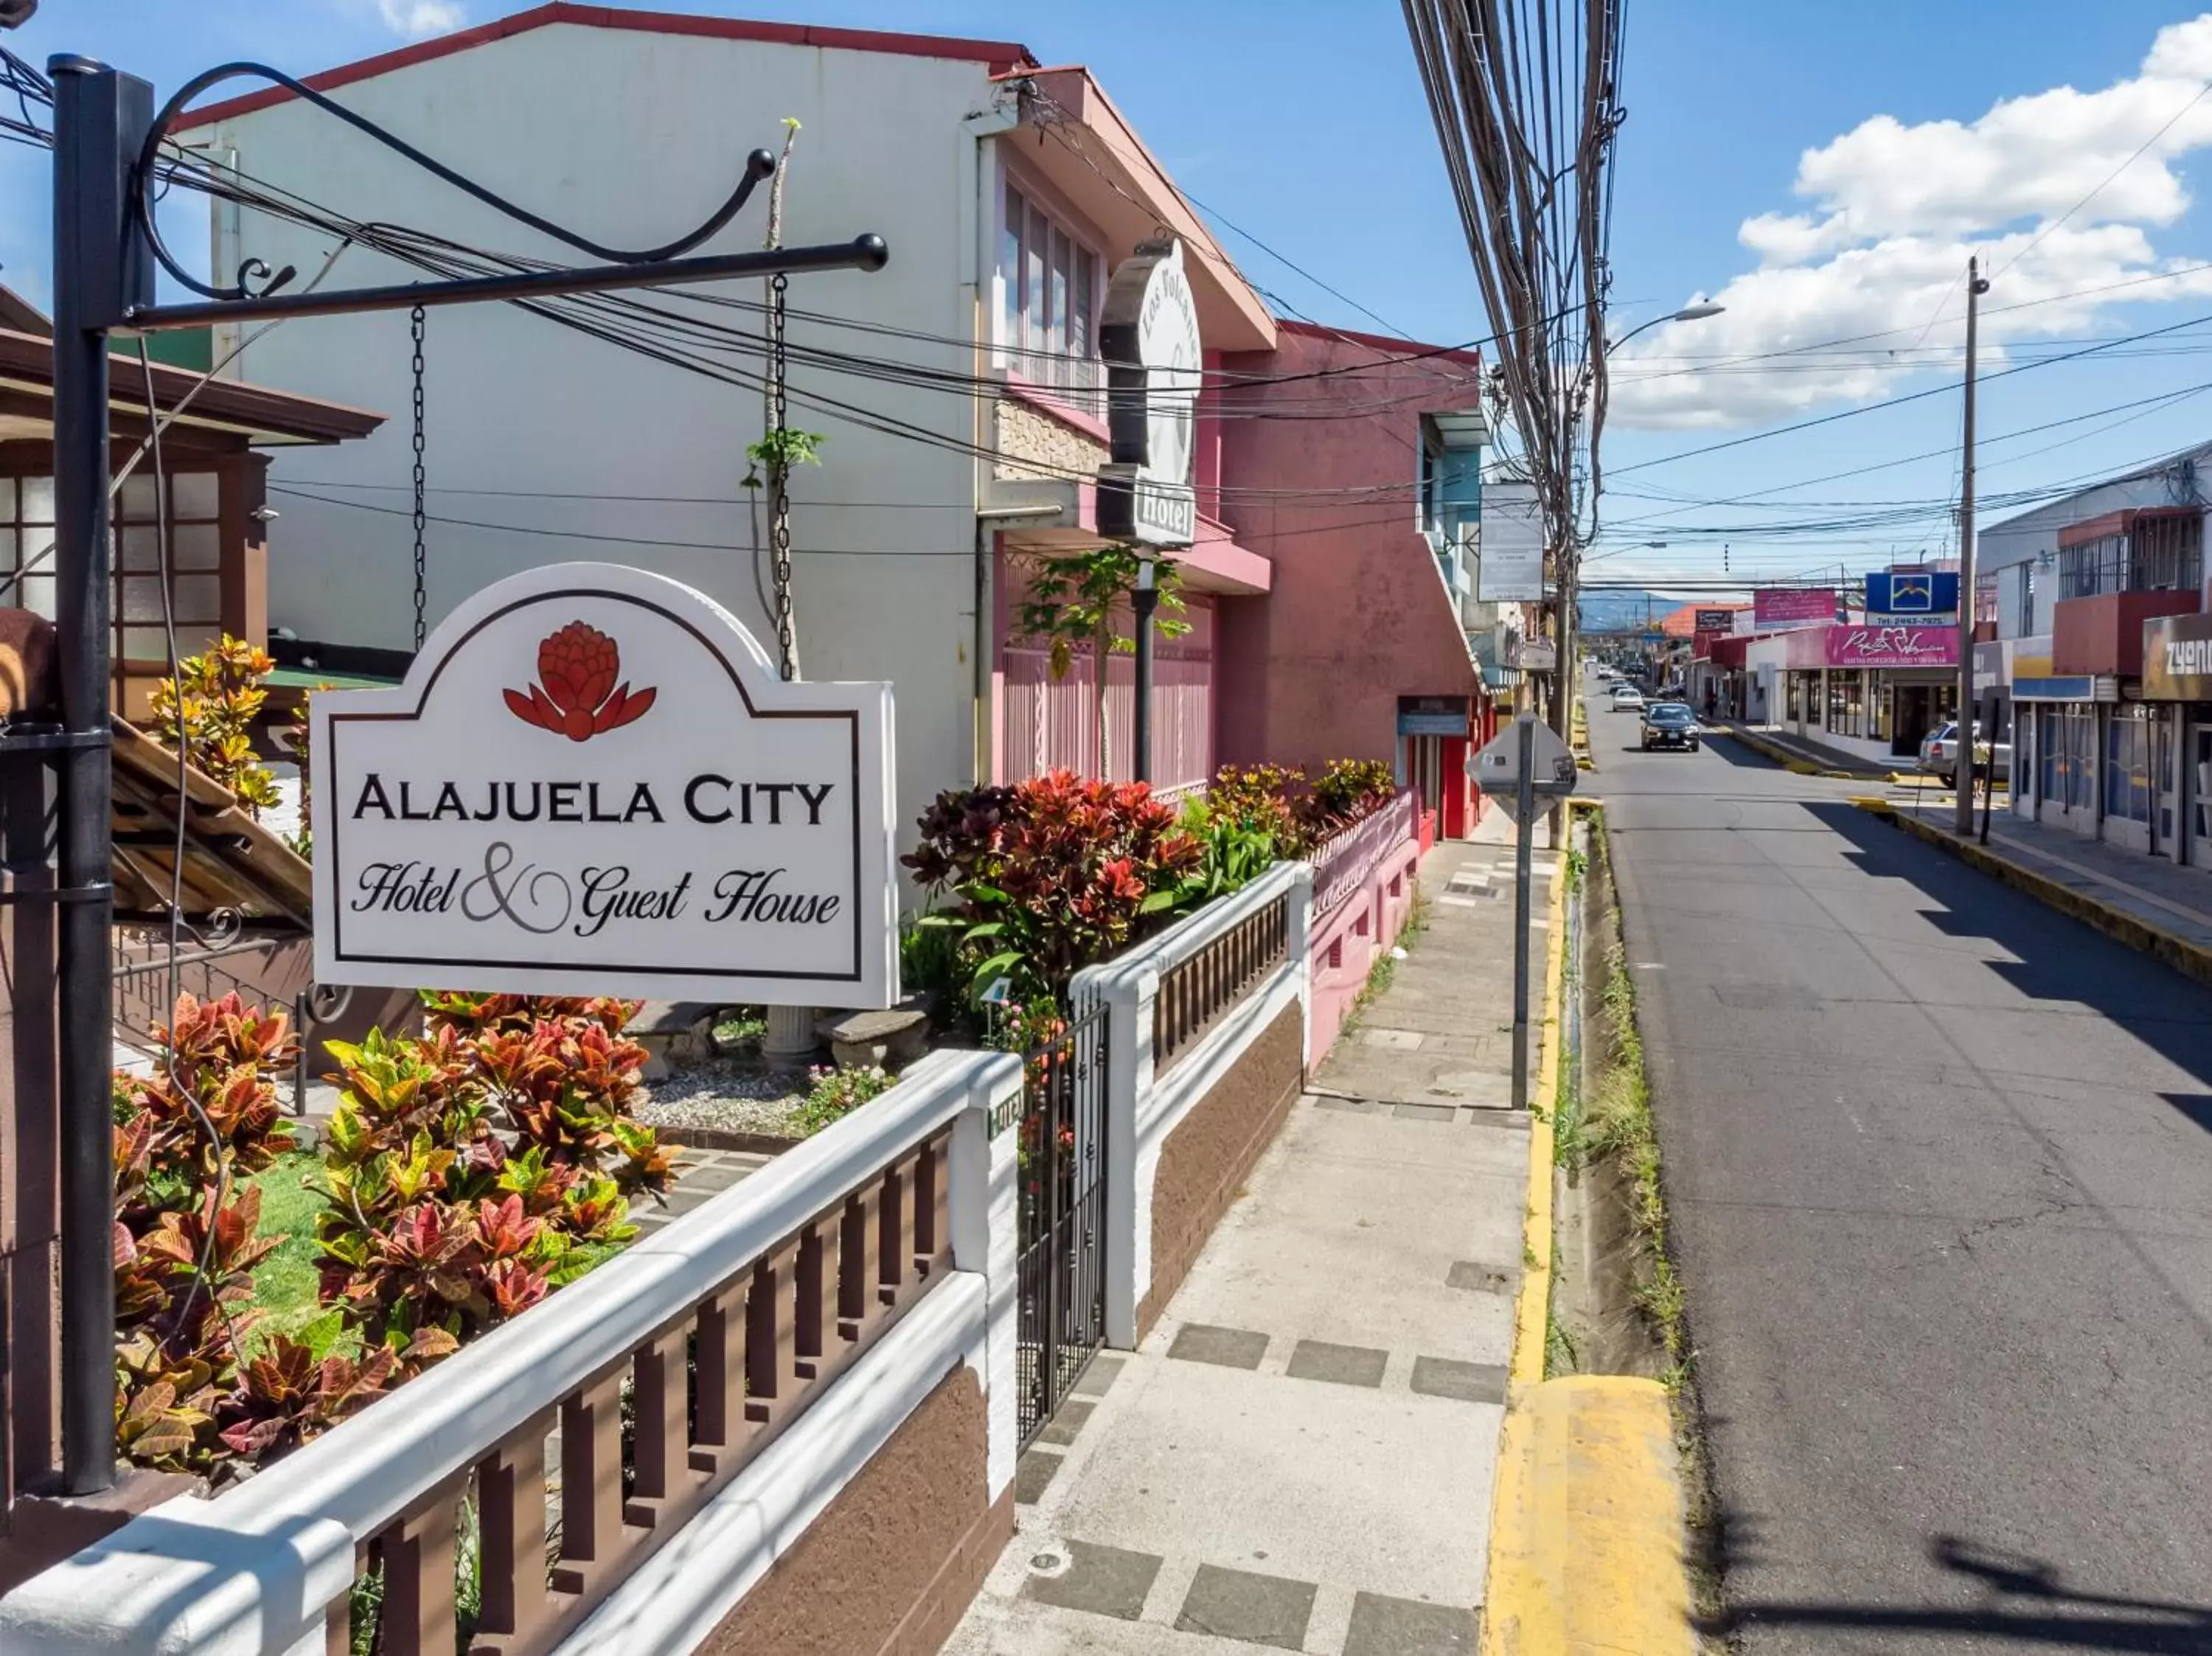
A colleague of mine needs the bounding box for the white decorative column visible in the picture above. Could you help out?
[762,1003,817,1062]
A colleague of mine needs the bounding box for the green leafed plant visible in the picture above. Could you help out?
[310,996,672,1363]
[112,992,401,1478]
[147,635,282,818]
[794,1064,894,1136]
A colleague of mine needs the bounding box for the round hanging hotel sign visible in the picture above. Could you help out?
[1097,237,1200,547]
[310,563,898,1008]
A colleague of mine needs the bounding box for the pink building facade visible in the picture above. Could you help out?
[1214,323,1491,837]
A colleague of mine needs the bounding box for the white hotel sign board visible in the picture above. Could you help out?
[310,563,899,1008]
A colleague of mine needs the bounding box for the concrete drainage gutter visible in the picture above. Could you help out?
[1481,797,1697,1656]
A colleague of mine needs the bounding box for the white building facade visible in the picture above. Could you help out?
[179,7,1293,855]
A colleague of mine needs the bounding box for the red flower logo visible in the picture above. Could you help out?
[504,621,657,742]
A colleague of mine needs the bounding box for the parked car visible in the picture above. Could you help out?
[1641,702,1700,751]
[1610,685,1646,712]
[1920,721,2011,786]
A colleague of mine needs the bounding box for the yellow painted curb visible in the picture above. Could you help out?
[1872,807,2212,992]
[1480,1376,1697,1656]
[1506,803,1573,1391]
[1485,801,1699,1655]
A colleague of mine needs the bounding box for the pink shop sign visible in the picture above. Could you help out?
[1753,587,1837,625]
[1823,625,1958,668]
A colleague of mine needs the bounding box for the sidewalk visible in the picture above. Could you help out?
[1863,797,2212,980]
[946,835,1545,1656]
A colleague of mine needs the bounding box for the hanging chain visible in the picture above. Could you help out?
[768,271,797,681]
[410,303,428,652]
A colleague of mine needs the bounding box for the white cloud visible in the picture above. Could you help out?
[1613,14,2212,430]
[376,0,465,38]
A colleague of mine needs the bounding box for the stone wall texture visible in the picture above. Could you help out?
[696,1360,1006,1656]
[994,398,1107,483]
[1138,1000,1306,1337]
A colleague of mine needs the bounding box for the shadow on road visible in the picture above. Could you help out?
[1804,801,2212,1127]
[1700,732,1789,770]
[1701,1528,2212,1650]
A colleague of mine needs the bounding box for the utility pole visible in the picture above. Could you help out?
[1954,256,1990,836]
[1510,710,1536,1111]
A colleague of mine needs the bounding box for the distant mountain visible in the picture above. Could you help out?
[1578,590,1679,633]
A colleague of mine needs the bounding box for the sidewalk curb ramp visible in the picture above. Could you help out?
[1481,1376,1697,1656]
[1850,797,2212,992]
[1484,797,1696,1655]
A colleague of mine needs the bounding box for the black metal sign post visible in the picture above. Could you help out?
[49,52,888,1494]
[50,58,145,1499]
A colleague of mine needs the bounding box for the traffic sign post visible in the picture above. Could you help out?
[1472,713,1577,1110]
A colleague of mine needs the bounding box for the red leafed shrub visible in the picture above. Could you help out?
[112,993,397,1478]
[313,995,675,1361]
[905,769,1201,1003]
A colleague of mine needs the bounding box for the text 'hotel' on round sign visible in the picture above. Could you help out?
[309,563,899,1009]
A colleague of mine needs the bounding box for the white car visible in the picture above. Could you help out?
[1610,685,1646,712]
[1920,721,2011,787]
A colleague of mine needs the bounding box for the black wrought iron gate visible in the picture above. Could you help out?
[1015,1002,1110,1447]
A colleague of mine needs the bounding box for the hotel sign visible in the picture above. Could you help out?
[1098,238,1201,547]
[2143,611,2212,700]
[311,563,899,1007]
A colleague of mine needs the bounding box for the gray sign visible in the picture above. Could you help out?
[1471,717,1576,823]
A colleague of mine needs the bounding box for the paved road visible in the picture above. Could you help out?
[1589,691,2212,1653]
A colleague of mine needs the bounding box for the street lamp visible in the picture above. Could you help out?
[1132,554,1159,783]
[1606,302,1725,356]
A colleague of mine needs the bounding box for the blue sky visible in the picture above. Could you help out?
[10,1,2212,592]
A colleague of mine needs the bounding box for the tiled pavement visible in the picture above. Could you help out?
[947,834,1544,1656]
[627,1144,776,1234]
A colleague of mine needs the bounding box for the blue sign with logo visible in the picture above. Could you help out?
[1865,571,1958,617]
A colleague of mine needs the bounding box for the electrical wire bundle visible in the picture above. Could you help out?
[1401,0,1626,709]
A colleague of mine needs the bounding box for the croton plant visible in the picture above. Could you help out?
[113,989,679,1481]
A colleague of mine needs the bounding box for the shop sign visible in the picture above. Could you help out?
[1098,239,1200,547]
[1693,608,1736,633]
[1478,480,1545,601]
[1864,570,1959,620]
[311,563,899,1008]
[1822,625,1958,667]
[1397,695,1471,737]
[1512,637,1557,671]
[2142,611,2212,700]
[1754,587,1837,627]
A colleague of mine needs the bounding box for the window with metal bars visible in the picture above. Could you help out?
[2057,514,2202,598]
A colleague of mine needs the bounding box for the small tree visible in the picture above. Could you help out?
[1014,546,1189,774]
